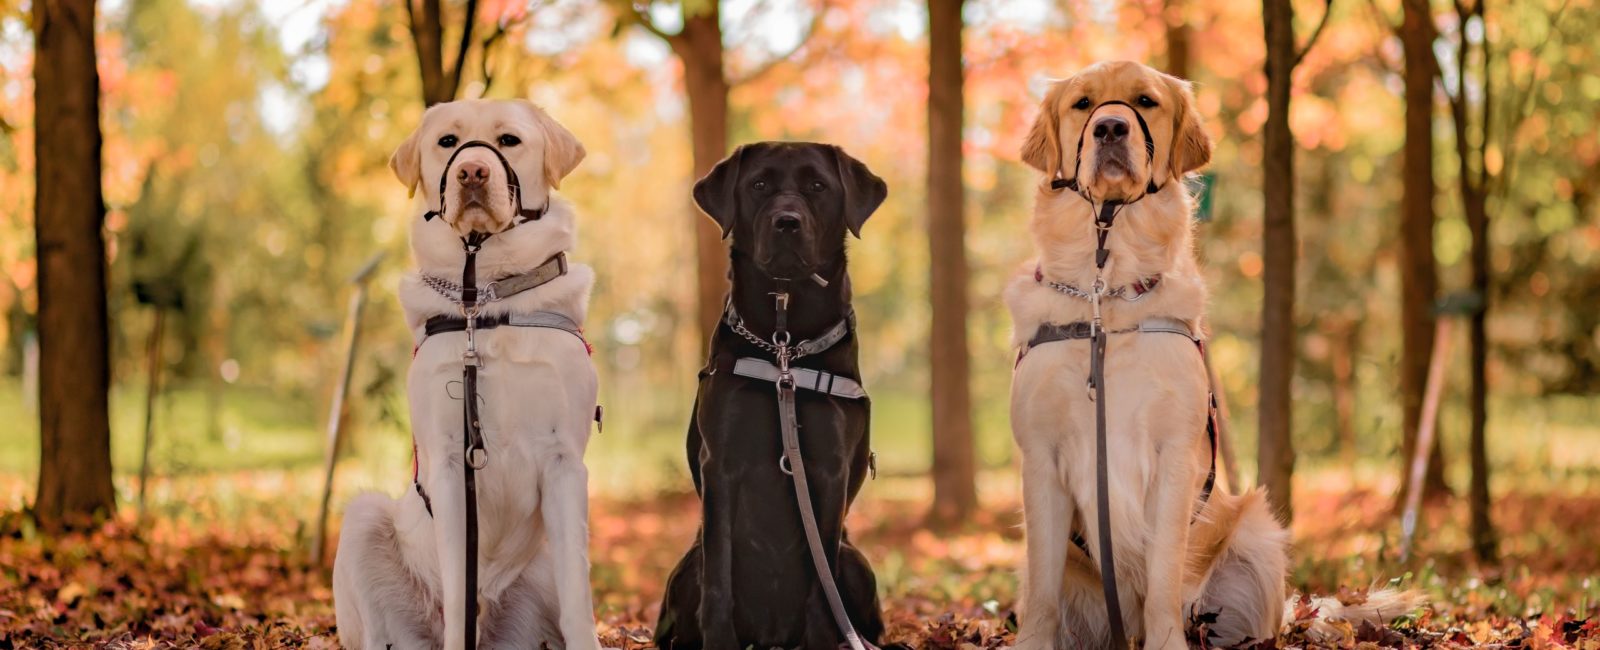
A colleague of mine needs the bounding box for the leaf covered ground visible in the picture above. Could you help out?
[2,475,1598,648]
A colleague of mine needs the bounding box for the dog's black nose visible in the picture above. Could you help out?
[774,212,803,233]
[1093,116,1130,144]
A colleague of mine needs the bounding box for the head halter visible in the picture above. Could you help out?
[1050,100,1164,201]
[423,140,546,229]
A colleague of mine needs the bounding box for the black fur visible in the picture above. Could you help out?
[656,142,892,650]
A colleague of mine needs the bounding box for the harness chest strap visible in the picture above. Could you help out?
[411,309,591,519]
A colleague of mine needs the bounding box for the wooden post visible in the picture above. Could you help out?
[137,308,166,517]
[312,253,384,565]
[1399,317,1454,562]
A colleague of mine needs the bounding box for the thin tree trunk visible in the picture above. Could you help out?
[1444,0,1495,559]
[926,0,976,526]
[33,0,118,531]
[670,9,732,355]
[1164,0,1192,80]
[1258,0,1297,523]
[1466,190,1494,560]
[1398,0,1447,509]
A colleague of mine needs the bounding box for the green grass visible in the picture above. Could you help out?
[3,375,1598,510]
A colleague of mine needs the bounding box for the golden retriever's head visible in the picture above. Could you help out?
[390,99,585,237]
[1021,61,1210,202]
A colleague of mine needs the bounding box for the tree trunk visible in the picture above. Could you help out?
[670,9,732,355]
[1465,188,1495,561]
[1398,0,1447,509]
[1257,0,1296,523]
[33,0,118,531]
[926,0,976,526]
[1446,0,1496,564]
[408,0,449,105]
[406,0,477,106]
[1164,0,1192,80]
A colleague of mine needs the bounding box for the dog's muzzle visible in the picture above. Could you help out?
[423,140,546,230]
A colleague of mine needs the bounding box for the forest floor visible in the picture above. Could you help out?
[3,472,1598,649]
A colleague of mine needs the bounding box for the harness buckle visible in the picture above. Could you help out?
[779,455,794,476]
[466,446,488,470]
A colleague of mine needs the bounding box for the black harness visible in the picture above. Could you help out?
[413,139,557,650]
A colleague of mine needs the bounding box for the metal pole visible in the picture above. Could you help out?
[1399,317,1454,562]
[312,253,384,565]
[137,308,166,518]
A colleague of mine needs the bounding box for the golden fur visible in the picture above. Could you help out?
[1007,61,1419,649]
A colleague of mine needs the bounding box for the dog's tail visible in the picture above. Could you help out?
[1284,587,1426,643]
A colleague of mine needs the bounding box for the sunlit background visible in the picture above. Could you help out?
[2,0,1599,641]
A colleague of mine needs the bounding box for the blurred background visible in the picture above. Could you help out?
[2,0,1599,644]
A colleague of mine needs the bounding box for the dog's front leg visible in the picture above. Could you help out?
[429,460,478,650]
[1016,446,1074,650]
[697,451,740,650]
[1141,438,1202,650]
[542,450,603,650]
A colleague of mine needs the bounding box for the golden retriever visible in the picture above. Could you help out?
[1007,61,1418,649]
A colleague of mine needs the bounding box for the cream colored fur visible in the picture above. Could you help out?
[1008,62,1420,650]
[333,99,603,650]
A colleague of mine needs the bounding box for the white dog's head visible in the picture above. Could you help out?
[391,99,585,237]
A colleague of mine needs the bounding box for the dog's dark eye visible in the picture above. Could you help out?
[752,180,768,191]
[1137,95,1158,108]
[1072,97,1092,110]
[808,181,826,193]
[497,133,521,147]
[437,134,458,148]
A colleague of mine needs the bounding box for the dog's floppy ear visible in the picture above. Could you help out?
[390,123,424,198]
[832,145,887,237]
[1166,75,1212,179]
[693,145,748,239]
[1020,84,1064,177]
[525,102,586,190]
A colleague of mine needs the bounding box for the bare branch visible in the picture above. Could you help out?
[447,0,480,97]
[478,3,540,97]
[1293,0,1336,67]
[728,0,825,86]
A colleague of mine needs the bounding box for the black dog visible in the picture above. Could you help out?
[655,142,890,650]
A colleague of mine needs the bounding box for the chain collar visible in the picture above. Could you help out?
[1036,266,1160,303]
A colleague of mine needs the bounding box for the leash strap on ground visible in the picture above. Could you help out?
[1089,201,1129,649]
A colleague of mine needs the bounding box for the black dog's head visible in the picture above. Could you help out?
[694,142,888,279]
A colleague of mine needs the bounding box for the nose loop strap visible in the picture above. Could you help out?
[422,140,547,225]
[1050,100,1163,198]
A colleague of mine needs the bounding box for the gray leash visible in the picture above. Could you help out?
[767,285,871,650]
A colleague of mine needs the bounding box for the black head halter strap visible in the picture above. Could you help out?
[1050,100,1163,198]
[422,140,546,227]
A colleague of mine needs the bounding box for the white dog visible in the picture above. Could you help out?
[1007,62,1419,649]
[333,99,603,650]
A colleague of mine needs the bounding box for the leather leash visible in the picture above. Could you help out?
[1087,200,1128,649]
[768,281,871,650]
[458,233,490,650]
